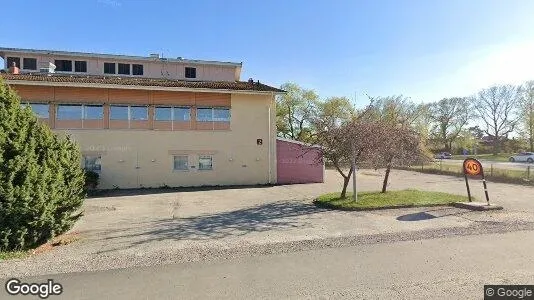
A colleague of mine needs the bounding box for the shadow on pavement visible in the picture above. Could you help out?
[97,201,328,253]
[396,207,471,222]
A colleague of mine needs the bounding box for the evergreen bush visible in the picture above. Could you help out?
[0,78,85,251]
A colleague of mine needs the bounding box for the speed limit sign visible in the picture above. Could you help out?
[463,158,482,176]
[462,158,490,204]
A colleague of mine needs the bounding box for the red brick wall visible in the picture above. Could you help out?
[276,139,324,184]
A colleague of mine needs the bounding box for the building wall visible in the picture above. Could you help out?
[2,52,238,81]
[10,84,277,189]
[276,139,323,184]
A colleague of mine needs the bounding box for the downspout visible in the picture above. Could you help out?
[268,92,272,184]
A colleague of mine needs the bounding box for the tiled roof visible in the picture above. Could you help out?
[0,73,285,93]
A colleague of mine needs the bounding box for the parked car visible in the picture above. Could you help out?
[509,152,534,163]
[434,152,452,159]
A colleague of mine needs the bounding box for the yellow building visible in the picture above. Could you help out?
[1,47,283,189]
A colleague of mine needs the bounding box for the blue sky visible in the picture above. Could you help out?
[2,0,534,106]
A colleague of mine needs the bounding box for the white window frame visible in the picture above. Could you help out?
[198,155,213,171]
[173,155,189,172]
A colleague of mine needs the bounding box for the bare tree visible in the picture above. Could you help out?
[520,81,534,151]
[473,84,521,155]
[429,97,470,152]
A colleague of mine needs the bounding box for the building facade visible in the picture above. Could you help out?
[1,47,282,189]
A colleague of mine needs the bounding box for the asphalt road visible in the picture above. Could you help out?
[5,229,534,300]
[443,159,533,170]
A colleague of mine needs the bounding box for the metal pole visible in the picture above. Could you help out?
[528,166,531,181]
[464,173,472,202]
[352,142,357,201]
[481,171,490,205]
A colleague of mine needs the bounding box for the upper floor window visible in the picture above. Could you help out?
[7,57,20,68]
[57,104,82,120]
[110,105,148,120]
[75,61,87,73]
[155,107,172,121]
[104,63,115,74]
[23,58,37,70]
[185,67,196,79]
[196,107,230,122]
[26,103,49,118]
[83,105,104,120]
[132,64,143,76]
[174,107,191,121]
[118,63,130,75]
[55,60,72,72]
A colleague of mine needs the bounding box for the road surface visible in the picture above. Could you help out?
[5,229,534,300]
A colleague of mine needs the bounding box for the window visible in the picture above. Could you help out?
[84,156,102,172]
[104,63,115,74]
[23,58,37,70]
[173,107,191,121]
[196,108,213,121]
[130,106,148,120]
[155,107,172,121]
[173,155,189,171]
[83,105,103,120]
[7,57,20,68]
[110,106,129,120]
[198,155,213,170]
[118,63,130,75]
[213,108,230,121]
[185,67,196,79]
[75,61,87,73]
[55,60,72,72]
[56,104,82,120]
[132,64,143,75]
[196,107,231,122]
[28,103,49,118]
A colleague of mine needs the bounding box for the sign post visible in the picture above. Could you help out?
[462,158,490,205]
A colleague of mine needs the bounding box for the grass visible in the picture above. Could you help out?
[451,153,513,162]
[0,250,28,261]
[314,189,469,211]
[403,162,533,186]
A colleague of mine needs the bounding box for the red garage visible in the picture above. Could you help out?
[276,138,324,184]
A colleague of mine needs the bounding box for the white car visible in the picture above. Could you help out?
[509,152,534,163]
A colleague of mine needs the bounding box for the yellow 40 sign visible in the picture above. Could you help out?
[463,158,483,176]
[462,157,490,204]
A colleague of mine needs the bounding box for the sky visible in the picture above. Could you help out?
[2,0,534,106]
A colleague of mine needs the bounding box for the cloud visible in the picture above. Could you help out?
[97,0,122,7]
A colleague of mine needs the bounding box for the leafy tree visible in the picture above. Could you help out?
[429,97,470,152]
[473,84,521,155]
[276,82,319,142]
[0,78,85,251]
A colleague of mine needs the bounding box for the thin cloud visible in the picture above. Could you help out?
[97,0,122,7]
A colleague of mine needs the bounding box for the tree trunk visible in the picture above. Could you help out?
[382,161,392,193]
[339,166,353,199]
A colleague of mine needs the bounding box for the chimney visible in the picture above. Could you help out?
[8,62,19,74]
[248,78,254,83]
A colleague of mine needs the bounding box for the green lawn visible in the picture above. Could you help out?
[314,189,469,211]
[451,153,513,162]
[0,250,28,261]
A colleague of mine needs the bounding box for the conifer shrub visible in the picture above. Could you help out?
[0,78,85,251]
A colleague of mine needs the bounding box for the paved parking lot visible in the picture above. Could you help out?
[1,169,533,278]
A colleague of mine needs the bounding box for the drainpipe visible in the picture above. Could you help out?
[268,92,272,184]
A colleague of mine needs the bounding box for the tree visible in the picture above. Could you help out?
[519,81,534,151]
[429,97,470,152]
[0,78,85,251]
[276,82,319,142]
[315,96,355,130]
[473,84,521,155]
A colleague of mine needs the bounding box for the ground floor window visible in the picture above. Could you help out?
[173,155,189,171]
[198,155,213,170]
[84,156,102,172]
